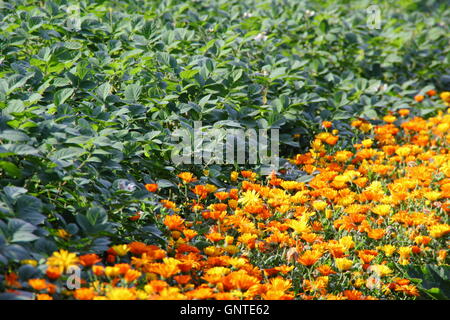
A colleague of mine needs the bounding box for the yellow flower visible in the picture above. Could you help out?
[428,224,450,238]
[339,236,355,251]
[287,218,311,235]
[312,200,327,211]
[112,244,130,256]
[440,91,450,105]
[105,266,121,278]
[380,245,396,256]
[398,247,412,259]
[395,146,411,157]
[423,191,441,201]
[368,264,393,277]
[238,190,262,207]
[204,246,223,256]
[46,249,79,272]
[362,139,373,148]
[359,122,373,132]
[224,245,239,255]
[230,171,239,182]
[371,204,391,216]
[105,287,136,300]
[334,258,353,271]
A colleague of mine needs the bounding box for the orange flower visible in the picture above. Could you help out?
[74,288,96,300]
[147,258,181,278]
[36,294,53,300]
[92,265,105,276]
[124,269,142,282]
[163,215,185,231]
[174,275,191,285]
[182,229,198,241]
[79,254,101,267]
[325,135,339,145]
[223,270,260,291]
[426,89,436,96]
[414,94,424,102]
[214,192,229,201]
[145,183,158,192]
[358,250,378,264]
[383,115,396,123]
[177,172,197,183]
[192,185,209,199]
[297,250,322,267]
[367,228,385,240]
[316,265,336,276]
[322,121,332,129]
[46,266,62,280]
[28,279,47,291]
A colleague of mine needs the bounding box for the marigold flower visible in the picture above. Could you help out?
[79,254,101,267]
[45,266,62,280]
[124,269,142,282]
[297,250,322,267]
[312,200,327,211]
[163,214,185,231]
[414,94,424,102]
[28,279,48,291]
[398,109,410,117]
[322,121,332,129]
[106,287,136,300]
[74,288,96,300]
[46,249,79,273]
[112,244,130,256]
[371,204,391,216]
[335,258,353,272]
[230,171,239,182]
[177,172,197,183]
[145,183,158,192]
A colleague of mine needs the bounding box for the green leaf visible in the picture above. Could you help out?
[52,147,86,161]
[0,161,21,177]
[96,83,111,101]
[124,83,142,102]
[54,88,74,106]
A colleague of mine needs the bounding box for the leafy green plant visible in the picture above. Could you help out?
[407,265,450,300]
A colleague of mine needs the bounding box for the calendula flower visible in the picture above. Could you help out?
[312,200,327,211]
[145,183,158,192]
[369,264,393,277]
[105,287,136,300]
[414,94,424,102]
[371,204,391,216]
[74,288,96,300]
[297,250,322,267]
[163,214,185,231]
[177,172,197,183]
[334,258,353,271]
[46,250,79,273]
[381,245,397,257]
[28,279,48,291]
[112,245,130,256]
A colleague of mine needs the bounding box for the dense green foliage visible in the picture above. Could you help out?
[0,0,449,272]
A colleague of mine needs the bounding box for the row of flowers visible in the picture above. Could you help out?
[3,92,450,300]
